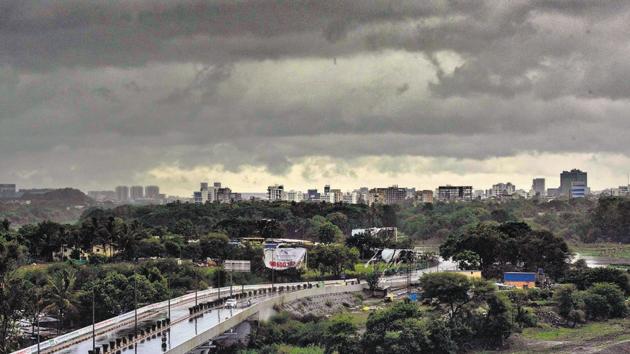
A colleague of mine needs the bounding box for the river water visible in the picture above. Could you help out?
[573,253,630,268]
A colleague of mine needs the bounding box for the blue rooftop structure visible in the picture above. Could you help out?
[503,272,537,282]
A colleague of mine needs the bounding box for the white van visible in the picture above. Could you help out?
[225,298,238,308]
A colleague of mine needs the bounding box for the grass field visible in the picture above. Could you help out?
[522,319,630,342]
[570,243,630,259]
[239,345,324,354]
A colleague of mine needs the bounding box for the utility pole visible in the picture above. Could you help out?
[134,272,138,341]
[36,301,41,354]
[167,278,171,321]
[229,267,233,297]
[217,270,221,300]
[92,288,96,353]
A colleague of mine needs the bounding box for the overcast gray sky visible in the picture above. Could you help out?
[2,0,630,196]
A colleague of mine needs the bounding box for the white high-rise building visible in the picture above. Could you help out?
[267,185,286,201]
[490,182,516,198]
[287,190,304,202]
[194,182,217,204]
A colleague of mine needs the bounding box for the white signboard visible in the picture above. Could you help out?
[224,260,251,272]
[264,247,307,270]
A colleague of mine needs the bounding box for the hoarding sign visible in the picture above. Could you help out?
[224,260,251,272]
[264,247,307,270]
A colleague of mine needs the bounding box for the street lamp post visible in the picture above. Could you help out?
[229,268,233,297]
[134,273,138,341]
[92,288,96,353]
[36,301,40,354]
[167,278,171,321]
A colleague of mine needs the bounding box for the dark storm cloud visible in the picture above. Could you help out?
[2,0,630,189]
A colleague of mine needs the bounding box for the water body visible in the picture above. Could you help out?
[573,253,630,268]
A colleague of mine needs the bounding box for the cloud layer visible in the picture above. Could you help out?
[2,0,630,194]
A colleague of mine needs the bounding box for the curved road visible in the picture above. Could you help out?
[14,260,455,354]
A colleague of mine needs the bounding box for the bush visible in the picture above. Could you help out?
[567,309,586,325]
[88,253,108,265]
[585,282,627,319]
[581,292,610,320]
[526,287,552,301]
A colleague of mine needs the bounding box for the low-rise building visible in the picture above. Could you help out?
[0,184,17,199]
[570,181,588,198]
[446,270,482,279]
[503,272,537,289]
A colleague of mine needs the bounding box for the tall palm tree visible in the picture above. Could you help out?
[44,269,80,334]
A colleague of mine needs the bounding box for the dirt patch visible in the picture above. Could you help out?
[280,293,362,319]
[595,340,630,353]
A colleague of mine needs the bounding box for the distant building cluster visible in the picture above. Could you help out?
[182,169,602,206]
[87,185,167,204]
[7,167,627,208]
[261,184,434,206]
[193,182,242,204]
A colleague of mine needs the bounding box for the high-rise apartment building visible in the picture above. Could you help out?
[194,182,218,204]
[490,182,516,198]
[115,186,129,202]
[416,190,434,203]
[330,189,343,203]
[145,185,160,199]
[267,185,286,201]
[560,169,587,197]
[130,185,144,200]
[437,186,473,202]
[307,189,320,202]
[287,190,304,202]
[532,178,546,197]
[367,186,407,205]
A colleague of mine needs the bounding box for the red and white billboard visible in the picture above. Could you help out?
[264,247,307,270]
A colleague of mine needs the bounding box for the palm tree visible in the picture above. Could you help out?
[44,269,80,334]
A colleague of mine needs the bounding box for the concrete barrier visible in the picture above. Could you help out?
[12,279,353,354]
[165,283,364,354]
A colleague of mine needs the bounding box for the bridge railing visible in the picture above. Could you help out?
[12,279,357,354]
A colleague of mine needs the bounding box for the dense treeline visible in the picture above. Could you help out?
[80,201,397,240]
[587,197,630,243]
[80,196,630,244]
[440,221,572,278]
[4,196,630,244]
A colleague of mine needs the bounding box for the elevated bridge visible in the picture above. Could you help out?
[13,261,454,354]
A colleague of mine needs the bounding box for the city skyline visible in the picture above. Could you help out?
[3,2,630,197]
[4,164,630,197]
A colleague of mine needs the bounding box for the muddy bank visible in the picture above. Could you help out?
[279,292,362,319]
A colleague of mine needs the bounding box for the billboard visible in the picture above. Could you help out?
[224,260,251,272]
[264,247,307,270]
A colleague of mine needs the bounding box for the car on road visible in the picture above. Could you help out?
[225,298,238,308]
